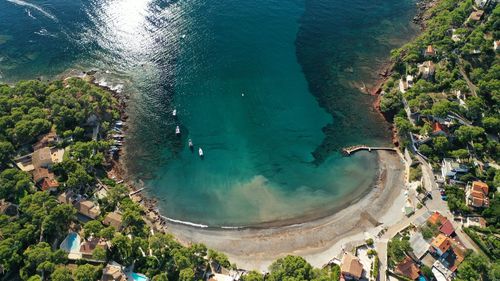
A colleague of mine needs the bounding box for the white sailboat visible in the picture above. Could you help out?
[175,126,180,135]
[198,147,204,157]
[172,109,177,117]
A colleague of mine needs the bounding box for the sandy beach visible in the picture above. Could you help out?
[163,150,407,271]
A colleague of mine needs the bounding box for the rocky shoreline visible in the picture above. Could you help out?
[367,0,442,146]
[78,72,175,236]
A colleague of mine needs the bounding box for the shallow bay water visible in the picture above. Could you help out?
[0,0,418,226]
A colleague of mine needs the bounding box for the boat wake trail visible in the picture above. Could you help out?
[7,0,57,21]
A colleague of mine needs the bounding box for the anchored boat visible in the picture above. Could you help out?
[198,147,204,158]
[188,139,194,150]
[175,126,180,135]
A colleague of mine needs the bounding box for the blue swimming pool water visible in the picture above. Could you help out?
[419,275,427,281]
[131,273,148,281]
[67,232,80,252]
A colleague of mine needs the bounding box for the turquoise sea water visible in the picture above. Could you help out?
[0,0,418,227]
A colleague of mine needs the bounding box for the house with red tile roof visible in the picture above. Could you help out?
[80,237,108,260]
[466,181,489,208]
[427,212,455,237]
[395,257,421,280]
[431,234,452,256]
[432,122,448,137]
[438,219,455,237]
[424,45,436,57]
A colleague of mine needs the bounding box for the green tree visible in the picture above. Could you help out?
[99,226,116,240]
[92,246,107,261]
[20,242,66,280]
[451,149,470,160]
[482,116,500,134]
[394,117,413,136]
[455,254,490,281]
[455,126,485,144]
[419,144,432,156]
[83,220,104,239]
[152,273,169,281]
[433,136,449,153]
[0,238,23,275]
[20,192,76,243]
[0,141,14,167]
[388,237,411,265]
[431,100,455,118]
[179,268,194,281]
[111,233,133,266]
[464,96,485,121]
[241,271,264,281]
[74,264,101,281]
[208,249,231,269]
[268,255,313,281]
[50,266,73,281]
[0,168,32,203]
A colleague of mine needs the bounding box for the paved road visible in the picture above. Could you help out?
[458,59,478,97]
[416,155,481,252]
[375,155,483,281]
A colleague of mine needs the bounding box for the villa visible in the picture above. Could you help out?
[340,252,363,280]
[465,181,489,208]
[58,191,76,205]
[33,167,59,192]
[32,130,60,150]
[80,237,108,260]
[430,234,451,256]
[424,45,436,57]
[103,212,124,231]
[428,212,455,237]
[418,61,435,80]
[431,122,448,137]
[441,158,469,181]
[15,147,65,184]
[395,257,420,280]
[75,200,101,219]
[468,10,484,22]
[465,217,487,228]
[101,263,127,281]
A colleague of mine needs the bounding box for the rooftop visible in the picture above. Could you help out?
[431,234,451,254]
[103,212,123,230]
[340,252,363,279]
[395,257,420,280]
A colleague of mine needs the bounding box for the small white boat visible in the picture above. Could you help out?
[175,126,180,135]
[198,147,204,157]
[172,109,177,116]
[188,139,193,148]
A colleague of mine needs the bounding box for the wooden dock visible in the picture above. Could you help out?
[341,145,397,156]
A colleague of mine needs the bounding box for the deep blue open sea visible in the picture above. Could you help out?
[0,0,417,227]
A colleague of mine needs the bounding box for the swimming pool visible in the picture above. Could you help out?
[419,275,427,281]
[60,232,81,253]
[131,273,148,281]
